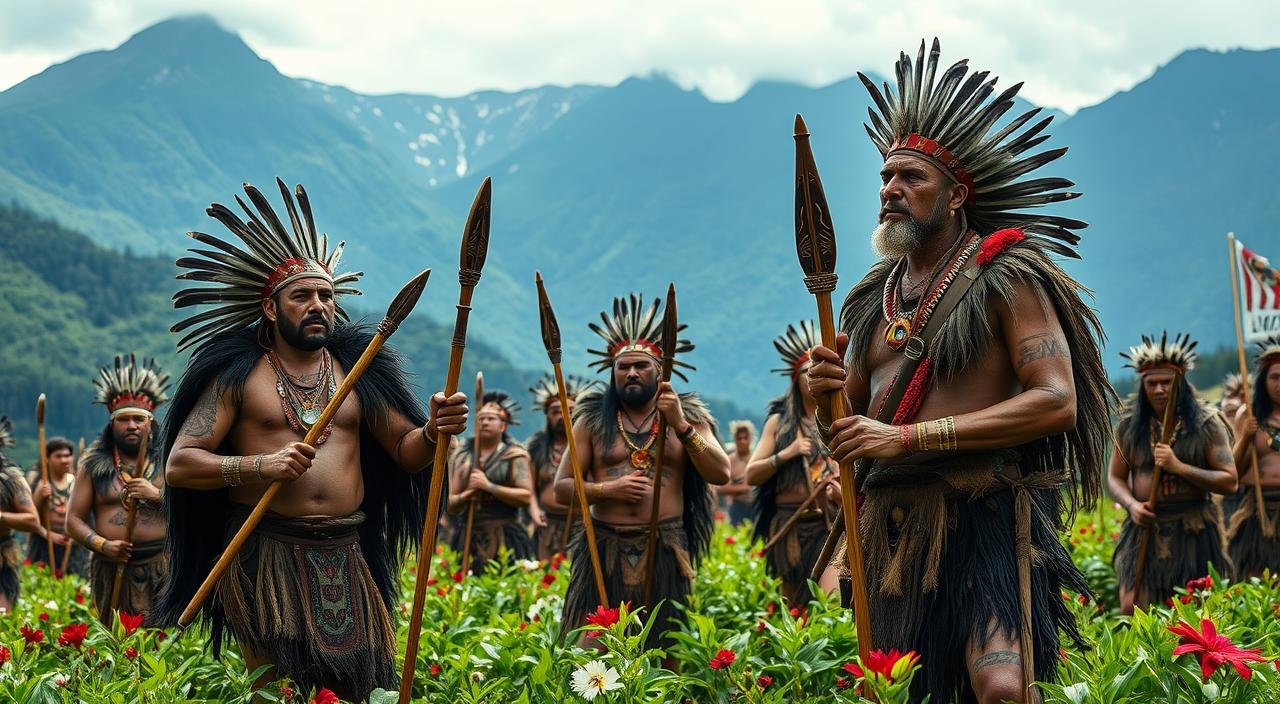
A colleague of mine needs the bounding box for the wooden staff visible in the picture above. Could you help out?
[762,477,836,552]
[177,268,433,628]
[536,272,608,605]
[36,394,56,576]
[641,284,678,610]
[60,437,85,577]
[1227,232,1274,537]
[107,427,149,623]
[460,372,484,579]
[400,177,493,704]
[793,114,873,662]
[559,490,577,555]
[1132,370,1184,603]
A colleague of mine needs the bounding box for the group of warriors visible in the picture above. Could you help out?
[1,37,1279,704]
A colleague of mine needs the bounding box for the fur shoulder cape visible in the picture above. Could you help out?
[839,237,1114,514]
[81,434,162,497]
[151,323,431,645]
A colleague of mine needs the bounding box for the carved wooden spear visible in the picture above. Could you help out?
[400,177,492,704]
[107,426,149,624]
[536,272,608,606]
[63,436,83,576]
[177,267,432,628]
[641,284,678,610]
[793,114,873,662]
[460,371,484,579]
[36,394,55,576]
[1132,370,1184,604]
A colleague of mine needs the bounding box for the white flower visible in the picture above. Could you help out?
[571,660,622,700]
[1063,683,1089,704]
[44,599,58,610]
[517,559,542,572]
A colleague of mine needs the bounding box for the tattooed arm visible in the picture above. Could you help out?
[1156,417,1238,495]
[0,471,43,535]
[485,453,534,508]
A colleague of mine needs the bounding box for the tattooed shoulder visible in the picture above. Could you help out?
[1015,333,1068,369]
[180,384,220,439]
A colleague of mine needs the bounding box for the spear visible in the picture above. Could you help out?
[36,394,56,577]
[177,268,432,628]
[793,114,873,662]
[1132,370,1184,604]
[400,177,493,703]
[536,272,608,605]
[107,426,150,624]
[460,372,484,579]
[641,284,678,610]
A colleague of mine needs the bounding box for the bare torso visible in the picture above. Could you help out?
[1248,415,1280,489]
[589,428,688,525]
[537,439,569,513]
[92,458,166,543]
[227,356,364,516]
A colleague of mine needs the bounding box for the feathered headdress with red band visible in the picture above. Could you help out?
[529,373,600,410]
[171,178,363,354]
[1121,332,1198,376]
[93,354,171,418]
[860,38,1086,258]
[771,321,817,377]
[1257,335,1280,368]
[478,390,522,427]
[587,292,694,381]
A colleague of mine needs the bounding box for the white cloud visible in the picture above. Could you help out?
[0,0,1277,112]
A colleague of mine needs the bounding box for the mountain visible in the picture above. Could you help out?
[2,15,1277,410]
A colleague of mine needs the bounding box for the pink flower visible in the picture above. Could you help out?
[311,688,340,704]
[1169,619,1265,681]
[709,649,736,670]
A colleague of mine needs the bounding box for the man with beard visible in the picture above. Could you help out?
[528,374,597,560]
[748,321,833,604]
[1227,336,1280,577]
[153,180,467,701]
[447,390,535,574]
[66,355,170,618]
[718,421,755,526]
[31,437,89,579]
[0,417,44,613]
[556,293,730,650]
[805,40,1114,703]
[1110,334,1236,611]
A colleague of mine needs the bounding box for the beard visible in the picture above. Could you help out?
[618,378,658,408]
[276,312,331,352]
[872,190,951,258]
[547,416,566,437]
[113,429,141,456]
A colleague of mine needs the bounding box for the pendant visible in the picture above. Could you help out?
[630,449,653,470]
[885,317,912,350]
[301,406,321,426]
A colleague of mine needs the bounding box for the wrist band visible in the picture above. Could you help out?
[680,428,708,455]
[898,424,912,453]
[220,455,243,487]
[253,455,264,481]
[770,453,780,470]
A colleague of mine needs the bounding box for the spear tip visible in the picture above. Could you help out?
[794,113,810,137]
[379,268,432,336]
[36,394,46,424]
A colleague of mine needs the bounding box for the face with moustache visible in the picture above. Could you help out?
[544,397,573,437]
[110,412,150,456]
[613,352,659,409]
[873,154,963,258]
[265,278,336,352]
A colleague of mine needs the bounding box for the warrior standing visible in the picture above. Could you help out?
[1227,335,1280,577]
[556,293,730,649]
[747,321,833,603]
[1109,333,1236,612]
[805,39,1114,703]
[528,374,597,560]
[718,420,755,526]
[30,436,89,579]
[447,390,536,574]
[152,180,467,700]
[66,355,170,618]
[0,417,43,612]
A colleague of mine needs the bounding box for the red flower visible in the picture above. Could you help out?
[20,625,45,645]
[584,605,620,630]
[281,686,295,701]
[541,572,556,588]
[709,649,736,670]
[22,559,30,566]
[757,674,773,689]
[119,612,144,635]
[426,578,438,586]
[451,570,463,583]
[38,612,49,622]
[836,677,851,690]
[75,593,85,604]
[1186,576,1214,591]
[976,228,1025,266]
[842,661,863,677]
[724,535,737,545]
[436,587,447,597]
[551,553,566,571]
[0,645,10,665]
[156,630,167,641]
[1180,594,1193,604]
[124,646,138,659]
[1169,619,1265,681]
[57,623,89,649]
[857,649,920,683]
[311,688,340,704]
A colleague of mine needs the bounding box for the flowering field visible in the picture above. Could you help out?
[3,503,1280,703]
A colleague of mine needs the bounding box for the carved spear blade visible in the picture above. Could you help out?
[177,268,432,628]
[459,177,493,280]
[794,114,838,292]
[658,284,678,380]
[535,272,562,363]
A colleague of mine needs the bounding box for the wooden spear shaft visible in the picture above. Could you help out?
[400,177,492,704]
[1132,370,1183,604]
[1227,233,1273,537]
[36,394,55,576]
[107,427,149,623]
[62,437,85,577]
[642,284,678,610]
[178,269,432,628]
[460,372,484,579]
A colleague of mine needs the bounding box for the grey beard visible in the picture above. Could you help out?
[872,217,926,258]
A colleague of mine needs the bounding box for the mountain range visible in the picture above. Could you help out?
[1,14,1276,411]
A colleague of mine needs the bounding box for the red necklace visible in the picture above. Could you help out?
[881,233,980,351]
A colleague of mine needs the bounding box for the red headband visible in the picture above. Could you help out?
[262,258,333,298]
[108,393,156,414]
[888,133,976,204]
[1139,362,1186,375]
[609,339,662,360]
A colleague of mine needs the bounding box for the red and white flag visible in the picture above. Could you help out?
[1233,236,1280,343]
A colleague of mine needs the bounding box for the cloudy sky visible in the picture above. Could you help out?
[1,0,1277,112]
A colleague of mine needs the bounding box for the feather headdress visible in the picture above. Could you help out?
[1121,332,1198,376]
[172,178,363,353]
[94,354,171,418]
[587,293,694,380]
[529,373,600,410]
[728,419,756,438]
[479,390,521,426]
[0,416,13,450]
[1257,335,1280,368]
[860,38,1086,257]
[771,321,818,376]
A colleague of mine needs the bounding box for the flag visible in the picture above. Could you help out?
[1233,236,1280,343]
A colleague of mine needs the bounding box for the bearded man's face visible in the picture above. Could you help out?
[266,279,335,352]
[872,154,960,258]
[613,353,659,408]
[111,413,148,455]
